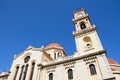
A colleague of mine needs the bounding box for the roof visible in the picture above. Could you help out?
[111,68,116,71]
[45,43,64,50]
[108,59,119,65]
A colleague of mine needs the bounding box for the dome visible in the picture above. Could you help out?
[108,59,119,65]
[45,43,64,49]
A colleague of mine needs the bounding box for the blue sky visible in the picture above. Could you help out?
[0,0,120,72]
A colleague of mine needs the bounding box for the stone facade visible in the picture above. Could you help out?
[0,9,120,80]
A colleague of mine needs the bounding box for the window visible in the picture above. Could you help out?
[87,43,91,46]
[54,53,56,59]
[19,65,24,80]
[68,69,73,79]
[89,64,97,75]
[14,66,19,80]
[49,73,53,80]
[80,22,86,29]
[54,51,61,59]
[23,64,28,80]
[57,53,60,58]
[24,56,30,63]
[30,62,35,80]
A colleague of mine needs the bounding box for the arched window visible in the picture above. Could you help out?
[30,62,35,80]
[14,66,19,80]
[49,73,53,80]
[68,69,73,79]
[54,53,56,59]
[19,65,24,80]
[80,22,86,29]
[23,64,28,80]
[57,53,60,58]
[89,64,97,75]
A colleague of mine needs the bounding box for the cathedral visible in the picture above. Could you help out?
[0,9,120,80]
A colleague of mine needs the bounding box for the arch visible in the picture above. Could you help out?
[49,73,53,80]
[89,64,97,75]
[80,22,86,29]
[30,62,35,80]
[68,69,73,79]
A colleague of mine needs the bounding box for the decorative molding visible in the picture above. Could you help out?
[64,61,76,69]
[46,66,56,73]
[73,15,89,24]
[83,56,97,64]
[73,27,96,37]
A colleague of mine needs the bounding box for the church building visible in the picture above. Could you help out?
[0,9,120,80]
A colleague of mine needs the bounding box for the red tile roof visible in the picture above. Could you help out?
[108,59,119,65]
[111,68,116,71]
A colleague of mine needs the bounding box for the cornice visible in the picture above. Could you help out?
[73,27,96,37]
[0,74,9,78]
[113,71,120,74]
[43,50,106,68]
[103,77,115,80]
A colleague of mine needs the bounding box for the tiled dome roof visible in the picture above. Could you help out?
[108,59,119,65]
[45,43,64,49]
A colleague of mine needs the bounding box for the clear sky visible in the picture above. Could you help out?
[0,0,120,72]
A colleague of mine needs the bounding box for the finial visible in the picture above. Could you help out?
[14,55,17,59]
[93,24,96,27]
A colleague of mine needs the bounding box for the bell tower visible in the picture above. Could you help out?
[73,9,103,55]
